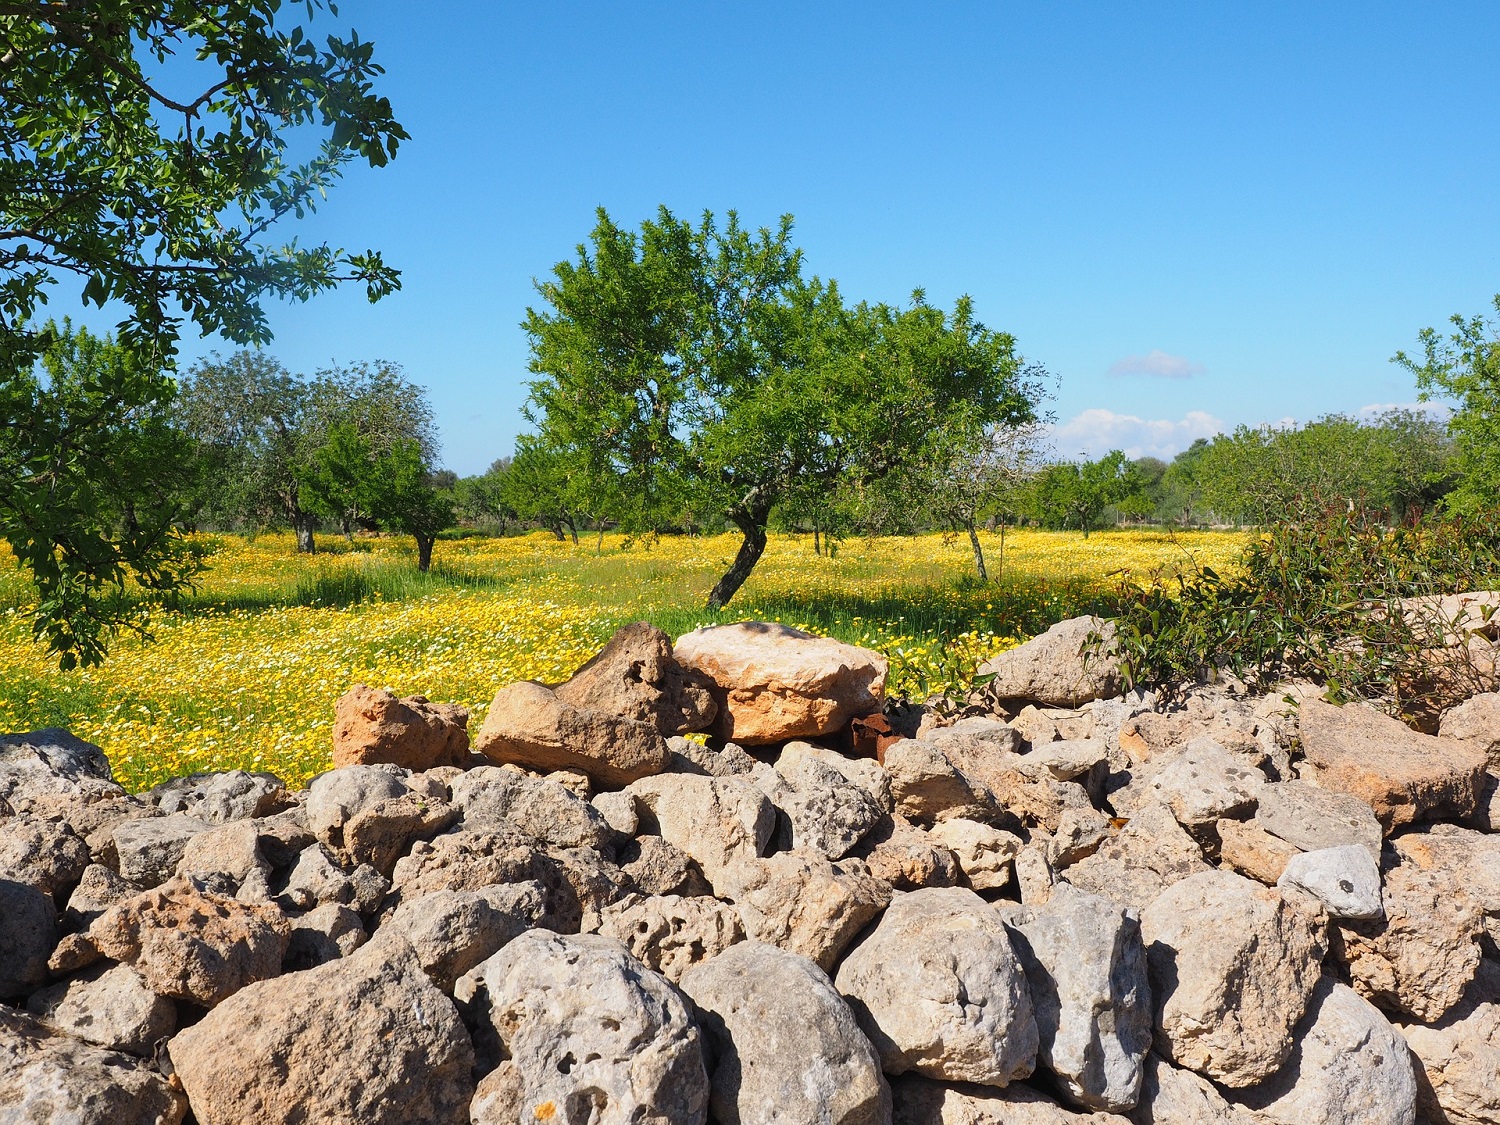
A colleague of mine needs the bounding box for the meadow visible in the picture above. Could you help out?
[0,528,1245,791]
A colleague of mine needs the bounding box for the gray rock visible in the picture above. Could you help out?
[384,828,542,911]
[1010,882,1152,1112]
[451,765,612,851]
[1015,844,1056,905]
[0,813,91,898]
[1254,780,1384,859]
[665,736,758,778]
[25,962,175,1056]
[620,833,712,897]
[891,1072,1133,1123]
[169,934,474,1125]
[0,1006,186,1124]
[836,886,1037,1085]
[304,763,410,852]
[176,818,271,889]
[1048,806,1112,868]
[861,816,962,891]
[629,773,776,880]
[1276,845,1383,920]
[1146,738,1265,828]
[383,886,539,992]
[1065,804,1211,911]
[456,930,708,1125]
[149,769,289,822]
[1018,737,1111,781]
[340,790,457,874]
[1399,958,1500,1125]
[276,842,390,916]
[283,902,366,970]
[591,788,640,837]
[1131,1053,1258,1124]
[0,726,114,788]
[597,893,745,982]
[883,739,996,824]
[0,878,56,998]
[781,740,895,812]
[976,615,1122,707]
[767,742,887,859]
[111,812,212,886]
[680,941,891,1125]
[64,862,139,928]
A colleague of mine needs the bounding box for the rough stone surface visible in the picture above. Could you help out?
[890,1073,1133,1124]
[1392,824,1500,953]
[674,621,888,745]
[0,1007,186,1125]
[176,818,271,887]
[382,886,538,992]
[553,620,718,735]
[304,763,410,852]
[1298,698,1487,829]
[1009,882,1153,1112]
[0,878,57,998]
[0,726,118,803]
[1217,819,1300,885]
[591,788,640,837]
[712,849,892,971]
[884,738,996,823]
[25,962,175,1055]
[1400,958,1500,1125]
[597,893,745,982]
[927,818,1021,891]
[1140,870,1327,1088]
[630,773,776,880]
[976,615,1122,707]
[0,812,90,897]
[332,684,469,770]
[768,741,887,859]
[1131,1053,1257,1125]
[1276,845,1383,920]
[170,935,474,1125]
[112,812,212,886]
[276,842,389,915]
[680,941,891,1125]
[861,816,962,890]
[1440,691,1500,769]
[1065,804,1211,912]
[451,765,611,851]
[1253,780,1383,858]
[1146,738,1266,829]
[837,886,1038,1085]
[619,834,712,897]
[1048,806,1112,868]
[283,902,366,970]
[455,930,708,1125]
[149,768,290,822]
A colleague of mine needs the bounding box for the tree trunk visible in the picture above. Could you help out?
[813,525,821,557]
[294,511,317,554]
[708,512,769,610]
[548,521,565,541]
[565,515,579,546]
[595,520,605,556]
[341,516,353,542]
[997,520,1006,584]
[966,518,988,582]
[416,534,434,572]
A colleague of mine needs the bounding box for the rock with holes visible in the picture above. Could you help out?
[451,766,613,851]
[975,615,1122,708]
[1276,845,1383,920]
[765,742,887,859]
[1064,804,1211,912]
[456,930,708,1125]
[1145,738,1266,829]
[597,894,745,982]
[629,774,776,880]
[553,621,718,735]
[680,941,890,1125]
[25,962,175,1056]
[1399,958,1500,1125]
[332,684,470,771]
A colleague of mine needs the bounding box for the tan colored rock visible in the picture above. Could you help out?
[1400,958,1500,1125]
[342,791,457,873]
[927,818,1021,891]
[0,813,91,897]
[332,684,469,771]
[1140,870,1327,1088]
[1253,779,1383,859]
[474,680,671,785]
[619,834,712,897]
[1297,698,1487,829]
[1217,818,1300,884]
[25,963,175,1056]
[1132,1052,1259,1124]
[1393,825,1500,950]
[553,620,717,734]
[629,773,775,880]
[860,816,962,890]
[883,738,997,823]
[1145,738,1265,829]
[1440,691,1500,770]
[597,894,744,982]
[1047,806,1112,868]
[673,621,887,745]
[976,615,1122,707]
[1064,804,1211,912]
[890,1073,1132,1124]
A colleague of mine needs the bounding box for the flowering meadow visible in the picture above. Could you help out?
[0,528,1245,791]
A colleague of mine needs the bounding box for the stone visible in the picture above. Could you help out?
[620,834,712,897]
[861,817,962,890]
[591,788,640,837]
[665,735,758,778]
[712,849,892,971]
[1140,870,1326,1087]
[553,620,718,734]
[768,741,887,859]
[674,621,888,745]
[304,763,410,853]
[383,886,538,992]
[283,902,366,970]
[169,934,474,1125]
[1400,958,1500,1125]
[0,878,57,999]
[451,765,611,851]
[1217,819,1300,885]
[176,818,271,887]
[890,1073,1133,1124]
[276,842,389,915]
[884,738,996,823]
[251,805,315,868]
[629,773,775,880]
[86,875,291,1006]
[149,768,289,822]
[1065,804,1211,912]
[474,680,672,785]
[1145,738,1265,829]
[1131,1053,1258,1124]
[0,1007,186,1125]
[1253,779,1383,858]
[927,818,1021,891]
[1393,825,1500,952]
[1016,737,1110,782]
[837,886,1037,1085]
[331,684,469,770]
[0,812,90,896]
[0,726,117,800]
[64,862,138,928]
[386,828,540,907]
[1015,844,1055,905]
[111,812,212,886]
[25,962,175,1056]
[1048,806,1112,868]
[680,941,891,1125]
[1009,883,1153,1112]
[455,930,708,1125]
[1276,845,1383,920]
[598,893,745,982]
[976,615,1122,707]
[1440,691,1500,769]
[340,790,455,873]
[1297,698,1487,829]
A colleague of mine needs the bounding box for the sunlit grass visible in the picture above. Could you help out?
[0,528,1245,791]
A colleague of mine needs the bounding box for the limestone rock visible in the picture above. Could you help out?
[1392,825,1500,952]
[712,849,892,971]
[1400,958,1500,1125]
[674,621,888,745]
[451,765,612,851]
[112,812,212,886]
[861,816,962,890]
[169,935,474,1125]
[630,773,775,880]
[884,738,996,823]
[598,894,745,981]
[837,886,1037,1085]
[1217,819,1300,885]
[768,740,887,859]
[332,684,469,770]
[1440,691,1500,769]
[1140,870,1326,1087]
[0,727,119,807]
[474,680,672,785]
[149,768,290,823]
[382,886,537,992]
[283,902,366,970]
[1253,780,1382,858]
[0,878,57,998]
[553,620,718,734]
[0,812,90,896]
[456,930,708,1125]
[304,763,410,852]
[976,615,1122,707]
[927,818,1021,891]
[680,941,891,1125]
[276,842,389,916]
[619,834,712,897]
[25,962,174,1056]
[1297,698,1487,829]
[1065,804,1211,912]
[1131,1053,1258,1124]
[1275,845,1383,920]
[1048,806,1112,868]
[1146,738,1265,829]
[341,790,456,873]
[176,818,271,887]
[385,828,539,907]
[782,739,895,811]
[890,1073,1133,1124]
[591,788,640,837]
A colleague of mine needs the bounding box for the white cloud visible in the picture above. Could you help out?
[1049,408,1225,461]
[1107,349,1206,379]
[1356,400,1452,422]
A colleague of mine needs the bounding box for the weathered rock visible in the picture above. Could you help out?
[283,902,366,970]
[861,816,963,890]
[784,740,896,810]
[1140,870,1326,1087]
[176,818,271,887]
[927,818,1021,891]
[712,849,892,971]
[25,962,175,1056]
[1131,1052,1257,1124]
[1048,806,1112,868]
[276,842,389,915]
[665,735,759,778]
[837,887,1037,1085]
[386,828,539,907]
[977,615,1122,707]
[86,875,291,1006]
[111,812,212,886]
[1065,804,1211,912]
[680,941,890,1125]
[1400,958,1500,1125]
[553,620,718,734]
[149,768,290,822]
[456,930,708,1125]
[1392,824,1500,952]
[768,741,887,859]
[170,934,474,1125]
[1298,698,1487,829]
[0,1006,186,1125]
[1276,845,1383,920]
[674,621,888,745]
[1233,978,1416,1125]
[630,773,776,880]
[598,893,745,982]
[251,804,315,868]
[1217,819,1300,885]
[1440,691,1500,769]
[1146,738,1265,829]
[331,684,469,770]
[383,886,538,992]
[474,680,672,785]
[591,788,640,837]
[304,763,410,852]
[619,833,713,897]
[0,878,57,998]
[1009,882,1153,1111]
[891,1073,1133,1124]
[1253,779,1383,858]
[0,812,90,896]
[451,765,611,851]
[0,726,119,805]
[884,739,996,823]
[343,791,456,873]
[1015,844,1056,905]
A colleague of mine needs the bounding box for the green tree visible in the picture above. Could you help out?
[501,437,592,543]
[1160,438,1211,525]
[1030,450,1134,536]
[365,439,453,571]
[1395,296,1500,515]
[454,459,518,535]
[523,207,1039,608]
[0,1,404,665]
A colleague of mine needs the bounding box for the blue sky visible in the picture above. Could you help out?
[95,3,1500,473]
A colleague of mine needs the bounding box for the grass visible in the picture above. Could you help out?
[0,527,1246,792]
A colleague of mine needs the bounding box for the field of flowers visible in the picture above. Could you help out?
[0,528,1245,791]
